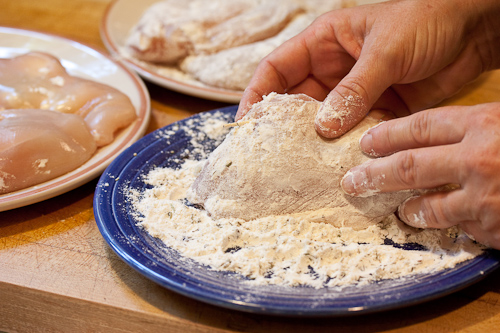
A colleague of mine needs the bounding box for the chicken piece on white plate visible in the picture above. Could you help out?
[0,109,97,194]
[0,52,136,147]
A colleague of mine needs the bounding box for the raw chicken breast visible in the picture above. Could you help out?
[0,109,97,194]
[0,52,136,147]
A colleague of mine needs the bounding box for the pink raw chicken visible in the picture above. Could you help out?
[0,109,97,194]
[0,52,137,147]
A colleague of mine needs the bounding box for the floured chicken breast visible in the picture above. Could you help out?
[194,1,302,54]
[0,52,136,147]
[125,0,377,92]
[126,0,301,65]
[0,109,97,194]
[126,0,255,64]
[180,14,315,91]
[187,93,414,230]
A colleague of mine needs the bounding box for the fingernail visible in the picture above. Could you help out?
[359,122,384,157]
[341,164,381,197]
[341,170,355,194]
[316,94,361,137]
[315,107,343,137]
[359,130,374,155]
[398,196,427,228]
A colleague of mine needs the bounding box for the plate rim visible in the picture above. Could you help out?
[94,106,500,317]
[0,26,151,211]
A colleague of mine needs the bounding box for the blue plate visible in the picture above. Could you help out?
[94,106,500,316]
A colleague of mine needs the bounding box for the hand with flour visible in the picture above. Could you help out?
[342,104,500,248]
[237,0,500,134]
[236,0,500,247]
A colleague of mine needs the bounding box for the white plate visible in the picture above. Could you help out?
[0,27,151,212]
[100,0,243,104]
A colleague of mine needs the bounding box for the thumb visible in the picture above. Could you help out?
[315,54,395,138]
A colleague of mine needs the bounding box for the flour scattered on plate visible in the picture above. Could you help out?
[126,112,484,289]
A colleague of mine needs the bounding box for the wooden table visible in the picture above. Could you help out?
[1,1,500,332]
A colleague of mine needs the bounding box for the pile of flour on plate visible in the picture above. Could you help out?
[127,110,484,289]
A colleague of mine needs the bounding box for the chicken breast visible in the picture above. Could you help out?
[126,0,302,65]
[0,52,136,147]
[180,14,315,91]
[0,109,97,194]
[126,0,256,64]
[187,93,414,230]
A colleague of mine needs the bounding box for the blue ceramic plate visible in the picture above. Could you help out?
[94,106,500,316]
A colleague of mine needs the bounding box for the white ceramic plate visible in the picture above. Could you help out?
[0,27,151,212]
[100,0,243,103]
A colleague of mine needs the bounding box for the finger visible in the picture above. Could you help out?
[236,85,267,121]
[458,222,499,248]
[315,50,397,138]
[399,191,499,247]
[459,222,486,246]
[235,61,288,121]
[341,145,460,196]
[398,189,474,229]
[359,107,467,157]
[236,32,315,121]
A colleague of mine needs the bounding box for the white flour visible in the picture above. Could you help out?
[128,110,484,289]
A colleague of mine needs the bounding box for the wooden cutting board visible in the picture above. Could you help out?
[2,0,500,332]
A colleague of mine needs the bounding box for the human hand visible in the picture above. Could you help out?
[341,103,500,248]
[236,0,500,138]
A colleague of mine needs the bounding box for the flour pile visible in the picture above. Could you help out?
[128,98,483,289]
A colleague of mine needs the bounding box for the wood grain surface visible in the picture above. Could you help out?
[1,1,500,332]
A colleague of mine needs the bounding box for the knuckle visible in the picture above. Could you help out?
[461,144,499,180]
[469,154,495,177]
[408,112,432,146]
[469,109,500,129]
[260,58,289,92]
[336,80,370,106]
[391,151,419,187]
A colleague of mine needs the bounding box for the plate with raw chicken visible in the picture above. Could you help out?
[0,27,150,212]
[100,0,376,103]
